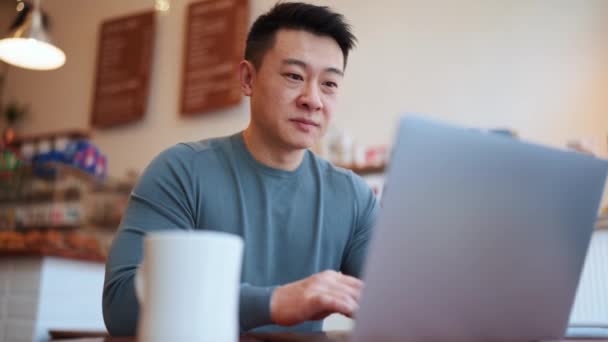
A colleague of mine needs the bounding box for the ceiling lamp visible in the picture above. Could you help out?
[0,0,66,70]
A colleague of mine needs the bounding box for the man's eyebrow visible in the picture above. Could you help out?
[326,67,344,77]
[282,58,344,77]
[282,58,307,69]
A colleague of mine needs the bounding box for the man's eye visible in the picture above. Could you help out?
[284,73,303,81]
[324,81,338,88]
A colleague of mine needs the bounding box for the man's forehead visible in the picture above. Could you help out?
[270,29,344,72]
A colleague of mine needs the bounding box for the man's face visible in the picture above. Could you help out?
[242,29,344,150]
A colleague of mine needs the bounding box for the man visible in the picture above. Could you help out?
[103,2,379,335]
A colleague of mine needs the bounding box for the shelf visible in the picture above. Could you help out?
[8,129,91,149]
[0,230,107,262]
[1,161,100,184]
[87,219,122,229]
[0,187,81,204]
[37,161,100,183]
[0,247,105,263]
[90,181,134,194]
[15,224,82,231]
[337,163,386,176]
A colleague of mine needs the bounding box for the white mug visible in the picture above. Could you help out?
[135,230,243,342]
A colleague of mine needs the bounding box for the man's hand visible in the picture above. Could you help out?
[270,270,364,326]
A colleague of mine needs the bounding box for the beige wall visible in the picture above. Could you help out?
[0,1,13,36]
[2,0,608,179]
[0,0,14,108]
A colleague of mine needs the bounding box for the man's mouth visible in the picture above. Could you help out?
[290,118,320,127]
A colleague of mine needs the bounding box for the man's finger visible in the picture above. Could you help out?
[332,272,364,291]
[326,274,363,303]
[315,291,359,317]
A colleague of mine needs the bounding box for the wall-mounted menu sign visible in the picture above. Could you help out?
[181,0,249,116]
[91,11,155,128]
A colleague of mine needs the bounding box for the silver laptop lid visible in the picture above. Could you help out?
[353,115,608,342]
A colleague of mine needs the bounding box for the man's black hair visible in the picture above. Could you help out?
[244,2,357,69]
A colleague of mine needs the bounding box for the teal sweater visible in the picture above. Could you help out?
[102,132,379,335]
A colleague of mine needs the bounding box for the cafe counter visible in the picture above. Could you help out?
[0,248,106,342]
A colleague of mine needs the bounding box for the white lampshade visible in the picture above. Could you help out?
[0,1,65,70]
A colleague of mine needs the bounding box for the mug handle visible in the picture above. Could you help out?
[134,265,145,303]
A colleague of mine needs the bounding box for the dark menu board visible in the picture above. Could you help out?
[181,0,249,115]
[91,11,155,128]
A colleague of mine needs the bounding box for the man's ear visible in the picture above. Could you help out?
[239,60,255,97]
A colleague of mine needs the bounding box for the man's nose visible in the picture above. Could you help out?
[297,82,323,112]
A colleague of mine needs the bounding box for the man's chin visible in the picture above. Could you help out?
[290,143,313,150]
[286,138,315,151]
[280,131,319,151]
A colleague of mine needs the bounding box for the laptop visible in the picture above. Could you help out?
[352,115,608,342]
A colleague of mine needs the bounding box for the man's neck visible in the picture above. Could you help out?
[242,126,306,171]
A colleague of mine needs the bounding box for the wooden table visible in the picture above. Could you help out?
[48,332,607,342]
[49,332,347,342]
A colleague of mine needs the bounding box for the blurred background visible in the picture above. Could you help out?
[1,0,607,175]
[0,1,607,341]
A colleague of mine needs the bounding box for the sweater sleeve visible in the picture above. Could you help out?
[102,144,278,335]
[102,144,197,335]
[340,173,380,278]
